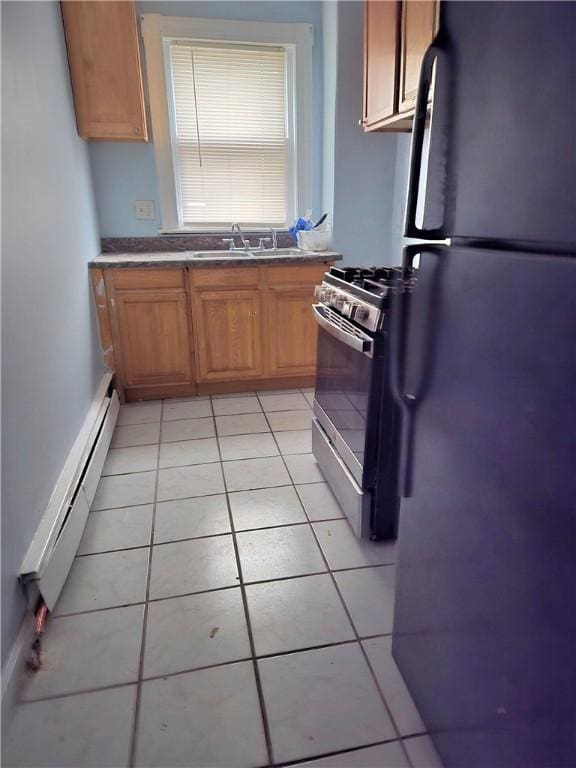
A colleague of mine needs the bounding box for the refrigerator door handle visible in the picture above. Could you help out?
[389,269,417,497]
[404,43,449,240]
[390,247,443,497]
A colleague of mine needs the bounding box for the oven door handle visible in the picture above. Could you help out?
[312,304,374,357]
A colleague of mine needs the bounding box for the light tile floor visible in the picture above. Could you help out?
[4,389,443,768]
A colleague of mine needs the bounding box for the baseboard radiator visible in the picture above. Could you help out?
[19,373,119,610]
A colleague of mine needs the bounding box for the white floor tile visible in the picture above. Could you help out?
[275,429,312,455]
[135,662,268,768]
[246,573,354,656]
[111,422,160,448]
[259,392,310,411]
[157,463,225,501]
[296,482,344,521]
[259,643,396,763]
[21,606,144,700]
[303,392,315,406]
[313,520,396,570]
[212,395,263,416]
[158,437,219,469]
[4,686,137,768]
[268,409,312,431]
[117,402,162,426]
[335,566,396,637]
[257,388,301,395]
[160,417,215,443]
[229,486,306,530]
[78,505,153,555]
[92,471,156,511]
[362,636,426,736]
[215,412,270,436]
[164,395,210,403]
[403,735,444,768]
[53,548,149,616]
[223,456,290,492]
[149,535,238,600]
[154,494,230,544]
[290,742,409,768]
[143,588,250,678]
[163,400,212,421]
[237,525,325,582]
[284,453,325,484]
[102,444,158,476]
[218,433,279,461]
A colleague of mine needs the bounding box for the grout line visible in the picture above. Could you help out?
[49,563,394,621]
[271,736,410,768]
[127,399,164,768]
[216,434,275,767]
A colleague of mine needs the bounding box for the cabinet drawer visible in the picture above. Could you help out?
[191,267,260,289]
[110,268,184,290]
[267,264,329,286]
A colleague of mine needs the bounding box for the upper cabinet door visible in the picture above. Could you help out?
[398,0,439,113]
[362,0,400,129]
[61,1,147,141]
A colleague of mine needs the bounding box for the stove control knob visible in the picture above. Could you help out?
[355,306,369,321]
[332,294,345,310]
[342,302,353,317]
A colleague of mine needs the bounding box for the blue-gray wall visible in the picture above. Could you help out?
[326,1,399,265]
[1,1,105,663]
[89,0,324,236]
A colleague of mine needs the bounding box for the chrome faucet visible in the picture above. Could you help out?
[231,222,250,250]
[271,228,278,250]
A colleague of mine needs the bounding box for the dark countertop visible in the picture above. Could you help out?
[90,250,342,269]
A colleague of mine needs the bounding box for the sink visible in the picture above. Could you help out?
[187,247,322,260]
[188,250,254,259]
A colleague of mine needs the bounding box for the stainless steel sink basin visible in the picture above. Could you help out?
[187,247,323,260]
[188,250,254,259]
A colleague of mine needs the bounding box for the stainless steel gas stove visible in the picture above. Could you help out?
[311,265,405,540]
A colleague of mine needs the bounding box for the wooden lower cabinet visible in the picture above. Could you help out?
[95,261,332,400]
[268,285,319,377]
[192,289,264,382]
[103,269,195,400]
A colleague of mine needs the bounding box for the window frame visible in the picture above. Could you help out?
[141,14,313,232]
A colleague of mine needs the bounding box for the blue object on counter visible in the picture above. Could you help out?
[289,216,313,243]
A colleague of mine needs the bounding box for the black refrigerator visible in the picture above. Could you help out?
[390,3,576,768]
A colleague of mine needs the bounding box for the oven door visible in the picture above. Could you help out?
[312,304,378,487]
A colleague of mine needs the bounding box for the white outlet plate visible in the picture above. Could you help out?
[134,200,156,220]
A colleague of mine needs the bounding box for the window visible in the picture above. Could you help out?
[141,16,313,231]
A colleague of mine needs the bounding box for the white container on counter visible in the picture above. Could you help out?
[297,225,332,252]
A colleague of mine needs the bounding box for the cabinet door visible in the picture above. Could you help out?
[363,0,400,129]
[61,1,147,141]
[398,0,439,113]
[193,290,264,382]
[111,289,192,387]
[268,285,318,377]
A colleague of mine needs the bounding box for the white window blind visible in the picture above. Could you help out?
[168,41,289,228]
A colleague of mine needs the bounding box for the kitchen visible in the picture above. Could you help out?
[2,2,575,768]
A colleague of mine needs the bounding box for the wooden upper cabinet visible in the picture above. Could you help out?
[363,0,399,129]
[105,271,193,389]
[191,284,264,383]
[61,1,147,141]
[398,1,439,113]
[363,0,438,132]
